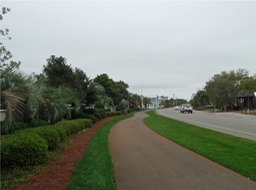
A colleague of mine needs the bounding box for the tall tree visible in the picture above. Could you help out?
[191,90,209,108]
[204,69,249,110]
[94,74,121,105]
[239,77,256,92]
[73,67,90,104]
[0,6,12,65]
[43,55,74,88]
[116,81,129,100]
[43,56,90,109]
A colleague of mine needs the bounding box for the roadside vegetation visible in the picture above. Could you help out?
[0,119,92,188]
[144,111,256,181]
[190,69,256,111]
[66,115,132,190]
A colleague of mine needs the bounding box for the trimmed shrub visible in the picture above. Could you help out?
[32,127,61,150]
[1,122,31,135]
[32,119,49,127]
[52,126,67,142]
[84,114,98,124]
[12,122,30,131]
[1,133,48,167]
[21,127,61,150]
[94,109,106,119]
[56,119,92,135]
[105,112,112,117]
[114,111,121,116]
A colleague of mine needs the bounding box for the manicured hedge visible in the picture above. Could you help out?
[32,119,49,127]
[84,114,99,124]
[21,127,61,150]
[1,119,92,168]
[94,109,106,119]
[56,119,92,135]
[105,111,122,117]
[1,133,48,168]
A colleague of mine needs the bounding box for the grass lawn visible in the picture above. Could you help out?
[144,111,256,181]
[65,115,131,190]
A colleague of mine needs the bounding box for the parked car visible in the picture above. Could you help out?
[180,104,193,114]
[174,106,180,110]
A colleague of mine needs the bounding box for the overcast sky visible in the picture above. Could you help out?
[2,1,256,100]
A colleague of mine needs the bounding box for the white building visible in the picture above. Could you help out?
[146,96,168,109]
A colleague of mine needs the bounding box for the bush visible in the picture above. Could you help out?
[105,112,112,117]
[21,127,61,150]
[94,109,106,119]
[84,114,98,124]
[51,126,67,142]
[1,122,31,135]
[56,119,92,135]
[1,133,48,167]
[114,111,121,116]
[32,119,49,127]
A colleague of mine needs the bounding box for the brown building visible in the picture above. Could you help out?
[236,92,255,109]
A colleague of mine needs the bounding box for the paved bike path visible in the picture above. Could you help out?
[109,111,256,190]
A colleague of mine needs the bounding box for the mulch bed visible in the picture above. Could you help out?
[7,117,116,190]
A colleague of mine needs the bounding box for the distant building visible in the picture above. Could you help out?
[146,95,168,109]
[236,92,255,109]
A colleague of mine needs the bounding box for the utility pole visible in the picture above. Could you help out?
[141,81,144,110]
[173,94,175,107]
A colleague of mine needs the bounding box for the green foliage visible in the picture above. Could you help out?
[0,62,31,125]
[51,126,67,142]
[32,119,49,127]
[191,90,210,109]
[1,118,93,188]
[56,119,92,135]
[94,108,106,119]
[21,126,61,150]
[105,111,121,117]
[239,77,256,92]
[117,99,129,113]
[1,133,48,167]
[203,69,250,109]
[43,55,74,87]
[1,121,30,135]
[144,111,256,180]
[42,55,90,111]
[94,74,129,106]
[115,111,121,115]
[84,114,99,123]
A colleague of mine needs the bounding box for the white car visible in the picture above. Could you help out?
[174,106,180,110]
[180,104,193,114]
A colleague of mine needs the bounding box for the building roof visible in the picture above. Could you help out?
[236,92,255,98]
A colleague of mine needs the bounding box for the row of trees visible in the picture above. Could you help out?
[1,7,149,134]
[1,55,148,133]
[190,69,256,110]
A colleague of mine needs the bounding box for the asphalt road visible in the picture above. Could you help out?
[109,112,256,190]
[157,108,256,141]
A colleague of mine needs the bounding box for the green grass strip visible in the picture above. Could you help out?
[144,111,256,180]
[66,115,131,190]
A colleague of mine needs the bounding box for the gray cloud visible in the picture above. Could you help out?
[2,1,256,100]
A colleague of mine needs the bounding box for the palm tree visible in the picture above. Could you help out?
[1,63,30,133]
[29,76,81,124]
[1,63,80,133]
